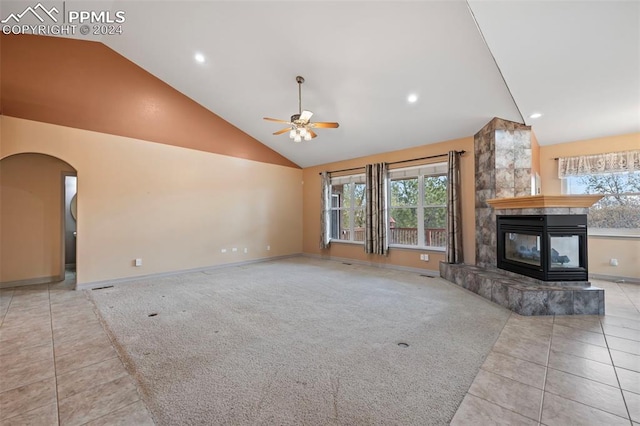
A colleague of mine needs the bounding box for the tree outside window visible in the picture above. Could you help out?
[564,171,640,231]
[330,175,366,242]
[389,165,447,248]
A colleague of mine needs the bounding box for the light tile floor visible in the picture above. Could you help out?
[1,273,638,425]
[0,273,154,425]
[452,278,640,426]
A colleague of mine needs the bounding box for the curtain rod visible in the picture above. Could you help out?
[319,150,466,175]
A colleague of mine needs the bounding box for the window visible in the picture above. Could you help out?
[330,174,366,242]
[388,163,447,249]
[563,171,640,234]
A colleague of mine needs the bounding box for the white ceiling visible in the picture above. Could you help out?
[11,0,640,167]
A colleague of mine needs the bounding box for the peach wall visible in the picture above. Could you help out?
[589,236,639,280]
[531,130,540,177]
[0,34,298,169]
[540,132,640,279]
[0,154,75,283]
[0,116,303,286]
[302,137,475,272]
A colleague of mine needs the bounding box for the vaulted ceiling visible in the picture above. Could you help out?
[3,1,639,167]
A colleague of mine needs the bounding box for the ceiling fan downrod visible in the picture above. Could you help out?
[291,76,305,122]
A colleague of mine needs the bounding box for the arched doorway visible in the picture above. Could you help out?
[0,153,77,288]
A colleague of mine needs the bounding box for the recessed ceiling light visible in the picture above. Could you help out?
[529,112,543,119]
[407,94,418,103]
[194,53,205,64]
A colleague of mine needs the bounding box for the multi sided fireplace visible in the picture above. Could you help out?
[497,215,588,281]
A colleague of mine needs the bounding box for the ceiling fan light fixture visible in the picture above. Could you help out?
[264,75,339,142]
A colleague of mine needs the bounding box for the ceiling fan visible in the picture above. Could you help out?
[264,76,339,142]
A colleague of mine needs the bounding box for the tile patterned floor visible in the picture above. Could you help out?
[451,278,640,426]
[1,273,638,425]
[0,274,154,425]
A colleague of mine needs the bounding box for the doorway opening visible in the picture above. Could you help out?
[64,174,78,273]
[0,153,77,288]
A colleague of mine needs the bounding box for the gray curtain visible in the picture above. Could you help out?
[365,163,388,255]
[446,151,463,263]
[320,171,331,249]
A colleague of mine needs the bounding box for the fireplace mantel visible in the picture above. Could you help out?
[486,195,603,209]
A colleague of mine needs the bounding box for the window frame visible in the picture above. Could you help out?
[388,163,448,250]
[561,171,640,237]
[328,173,366,244]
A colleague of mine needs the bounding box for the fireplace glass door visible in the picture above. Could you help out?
[505,232,541,267]
[497,214,589,281]
[549,235,582,269]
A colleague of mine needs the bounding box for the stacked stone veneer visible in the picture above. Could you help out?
[475,118,532,268]
[439,117,604,316]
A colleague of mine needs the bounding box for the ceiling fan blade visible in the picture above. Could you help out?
[310,122,340,128]
[299,110,313,124]
[263,117,291,124]
[272,127,292,136]
[308,129,318,139]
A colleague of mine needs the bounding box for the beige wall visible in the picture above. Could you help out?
[302,137,475,273]
[531,130,540,177]
[589,236,639,280]
[540,132,640,279]
[0,116,303,286]
[0,153,75,283]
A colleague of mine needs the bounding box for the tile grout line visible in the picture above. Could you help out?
[464,391,541,424]
[55,277,150,425]
[475,366,546,392]
[537,315,554,424]
[617,283,640,314]
[543,317,632,422]
[601,283,635,426]
[48,282,62,426]
[0,288,16,327]
[76,399,142,426]
[534,338,613,366]
[466,314,551,424]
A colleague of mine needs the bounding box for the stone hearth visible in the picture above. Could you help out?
[439,117,604,315]
[440,263,604,315]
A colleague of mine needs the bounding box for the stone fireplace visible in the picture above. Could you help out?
[439,117,605,315]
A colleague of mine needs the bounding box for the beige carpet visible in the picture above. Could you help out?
[88,257,510,425]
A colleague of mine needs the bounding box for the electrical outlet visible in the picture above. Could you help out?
[232,248,238,252]
[424,254,429,262]
[244,248,248,254]
[419,254,424,260]
[610,258,619,266]
[221,249,227,253]
[267,245,271,251]
[134,258,142,267]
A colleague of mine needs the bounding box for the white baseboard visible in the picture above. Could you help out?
[301,253,440,277]
[77,254,302,290]
[591,273,640,284]
[0,274,65,289]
